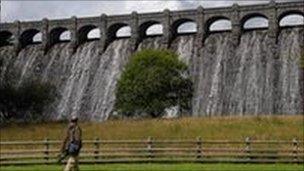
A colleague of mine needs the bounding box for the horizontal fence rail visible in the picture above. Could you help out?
[0,137,303,165]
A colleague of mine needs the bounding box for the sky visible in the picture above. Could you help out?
[1,0,277,22]
[0,0,303,39]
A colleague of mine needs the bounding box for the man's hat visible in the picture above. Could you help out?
[71,115,78,122]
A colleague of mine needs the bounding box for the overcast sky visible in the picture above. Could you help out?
[1,0,276,22]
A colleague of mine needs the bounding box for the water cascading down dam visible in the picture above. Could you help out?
[0,1,303,121]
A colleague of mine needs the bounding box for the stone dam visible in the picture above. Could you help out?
[0,1,303,121]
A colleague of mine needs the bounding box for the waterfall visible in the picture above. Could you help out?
[193,28,303,116]
[0,28,303,121]
[277,28,304,114]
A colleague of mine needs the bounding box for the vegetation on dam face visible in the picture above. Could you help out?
[115,49,193,118]
[0,59,57,123]
[1,115,302,141]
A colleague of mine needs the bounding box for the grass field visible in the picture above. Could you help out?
[0,164,303,171]
[0,115,303,141]
[1,116,303,170]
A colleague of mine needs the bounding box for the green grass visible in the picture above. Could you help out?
[0,116,303,170]
[0,164,303,171]
[1,115,303,141]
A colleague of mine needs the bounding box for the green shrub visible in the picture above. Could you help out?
[0,58,57,122]
[115,49,193,118]
[0,80,57,122]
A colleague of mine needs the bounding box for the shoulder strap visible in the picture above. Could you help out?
[71,127,76,142]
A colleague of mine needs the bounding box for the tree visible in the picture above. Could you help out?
[0,59,57,122]
[115,49,193,118]
[0,79,57,122]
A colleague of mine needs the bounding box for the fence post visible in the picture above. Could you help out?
[292,138,299,163]
[147,137,153,159]
[94,137,100,163]
[245,137,251,162]
[196,137,202,160]
[44,138,49,163]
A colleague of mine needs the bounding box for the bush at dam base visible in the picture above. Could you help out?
[115,49,193,118]
[0,58,57,124]
[0,78,57,124]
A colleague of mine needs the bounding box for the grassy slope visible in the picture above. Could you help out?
[0,115,303,141]
[0,164,303,171]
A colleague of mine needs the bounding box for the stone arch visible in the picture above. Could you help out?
[241,13,269,30]
[33,33,42,42]
[50,27,71,46]
[279,10,304,27]
[205,16,232,33]
[139,20,163,38]
[0,31,14,47]
[88,28,100,39]
[107,23,131,41]
[20,29,42,48]
[171,18,197,35]
[278,10,304,22]
[116,26,131,38]
[78,25,99,45]
[60,30,71,41]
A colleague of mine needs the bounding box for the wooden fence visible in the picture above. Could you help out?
[0,137,303,165]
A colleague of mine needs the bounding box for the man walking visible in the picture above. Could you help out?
[60,115,82,171]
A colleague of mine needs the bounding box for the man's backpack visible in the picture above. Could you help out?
[68,141,81,155]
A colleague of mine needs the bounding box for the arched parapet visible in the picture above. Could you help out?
[49,27,71,46]
[278,10,304,22]
[77,24,100,45]
[48,19,75,32]
[237,1,272,25]
[48,16,78,53]
[0,23,17,40]
[240,13,269,31]
[48,20,75,46]
[170,10,197,38]
[239,10,269,21]
[171,10,196,22]
[277,0,304,22]
[0,31,14,47]
[138,13,163,28]
[171,18,197,37]
[19,28,42,49]
[278,10,304,27]
[107,22,130,38]
[48,19,77,47]
[138,20,162,38]
[76,17,101,43]
[0,23,15,32]
[19,21,43,34]
[106,15,132,30]
[76,17,99,29]
[3,21,22,55]
[106,22,130,45]
[136,20,164,49]
[198,15,233,45]
[138,13,164,38]
[204,15,232,34]
[17,21,43,49]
